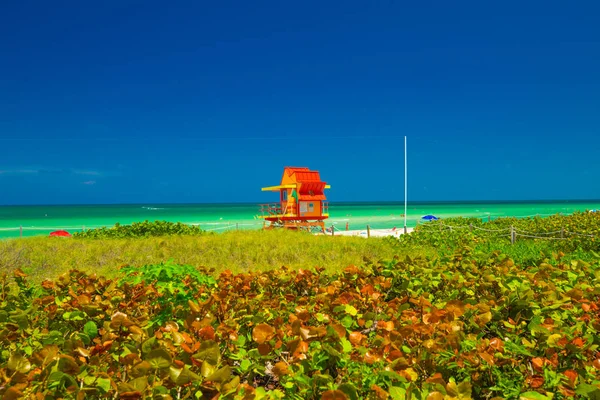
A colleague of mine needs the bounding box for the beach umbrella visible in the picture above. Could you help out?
[50,230,71,237]
[421,215,439,221]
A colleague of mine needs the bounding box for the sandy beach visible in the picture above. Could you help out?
[321,227,415,238]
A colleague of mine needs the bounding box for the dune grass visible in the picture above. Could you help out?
[0,229,417,282]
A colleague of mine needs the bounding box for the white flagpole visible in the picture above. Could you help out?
[404,136,407,234]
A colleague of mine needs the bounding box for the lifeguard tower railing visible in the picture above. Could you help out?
[258,202,329,219]
[259,203,284,218]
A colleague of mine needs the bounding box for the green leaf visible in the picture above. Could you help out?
[206,366,231,383]
[83,321,98,339]
[340,315,354,328]
[131,361,152,377]
[340,337,353,353]
[345,305,358,316]
[129,376,149,392]
[142,336,158,354]
[240,359,252,372]
[194,340,220,365]
[96,377,112,393]
[575,384,600,399]
[201,361,216,378]
[169,366,202,385]
[389,386,406,400]
[7,353,31,374]
[338,383,359,400]
[520,392,552,400]
[145,348,172,370]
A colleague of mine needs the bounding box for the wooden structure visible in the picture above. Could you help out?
[259,167,330,231]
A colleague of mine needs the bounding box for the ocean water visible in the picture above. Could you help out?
[0,200,599,239]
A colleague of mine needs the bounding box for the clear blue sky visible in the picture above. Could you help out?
[1,1,599,205]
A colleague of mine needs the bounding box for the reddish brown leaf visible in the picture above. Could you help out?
[363,351,382,364]
[445,300,466,318]
[528,375,544,388]
[344,265,360,274]
[370,385,388,400]
[119,391,143,399]
[321,390,349,400]
[489,338,504,352]
[331,324,346,339]
[531,357,544,372]
[272,361,290,377]
[479,352,495,365]
[426,373,446,387]
[257,343,271,356]
[252,324,275,344]
[563,369,578,386]
[349,331,364,346]
[198,326,215,340]
[571,337,585,348]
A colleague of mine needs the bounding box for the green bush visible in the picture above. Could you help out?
[73,220,206,239]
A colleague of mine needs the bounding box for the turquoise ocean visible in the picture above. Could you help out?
[1,200,599,239]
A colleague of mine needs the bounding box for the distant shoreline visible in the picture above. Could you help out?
[1,199,600,208]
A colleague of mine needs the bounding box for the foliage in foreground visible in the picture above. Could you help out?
[73,220,206,239]
[1,250,600,399]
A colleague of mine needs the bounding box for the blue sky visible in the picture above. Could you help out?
[1,1,599,205]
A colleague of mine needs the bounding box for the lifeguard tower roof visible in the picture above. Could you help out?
[261,167,331,198]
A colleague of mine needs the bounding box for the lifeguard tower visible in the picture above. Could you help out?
[259,167,330,231]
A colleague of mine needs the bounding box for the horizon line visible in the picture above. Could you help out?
[1,198,600,207]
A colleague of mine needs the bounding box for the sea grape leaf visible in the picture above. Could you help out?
[169,366,202,385]
[201,361,216,378]
[322,390,349,400]
[252,323,275,344]
[141,337,158,355]
[194,340,220,365]
[520,392,552,400]
[206,366,231,383]
[575,384,600,399]
[340,337,353,353]
[272,361,289,377]
[31,345,59,367]
[57,355,79,374]
[145,349,172,370]
[345,305,358,316]
[7,353,31,374]
[131,361,152,377]
[83,321,98,339]
[96,377,112,393]
[2,387,23,400]
[425,392,444,400]
[389,386,407,400]
[129,376,149,392]
[338,383,359,400]
[222,376,241,395]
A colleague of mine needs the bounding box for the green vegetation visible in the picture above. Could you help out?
[0,230,406,283]
[74,220,206,239]
[1,212,600,399]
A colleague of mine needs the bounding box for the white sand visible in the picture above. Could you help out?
[320,227,414,238]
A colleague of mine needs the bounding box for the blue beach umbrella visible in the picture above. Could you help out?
[421,215,439,221]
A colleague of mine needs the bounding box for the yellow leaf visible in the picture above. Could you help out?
[252,323,275,344]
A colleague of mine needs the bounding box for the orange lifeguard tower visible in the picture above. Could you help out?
[259,167,330,231]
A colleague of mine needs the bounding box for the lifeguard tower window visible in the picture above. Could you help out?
[309,203,314,212]
[283,191,288,200]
